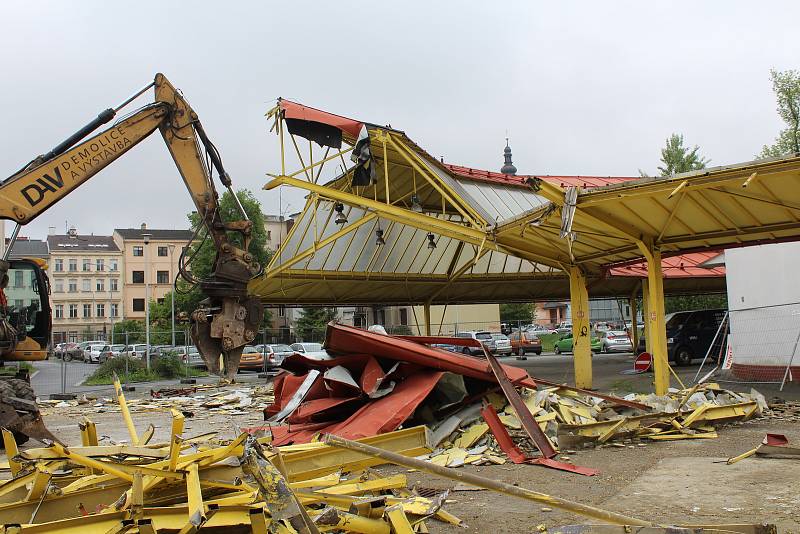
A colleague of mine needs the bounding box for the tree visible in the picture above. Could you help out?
[112,319,146,344]
[295,307,337,341]
[186,189,272,280]
[759,69,800,158]
[176,188,272,335]
[648,134,709,177]
[664,294,728,314]
[499,303,535,324]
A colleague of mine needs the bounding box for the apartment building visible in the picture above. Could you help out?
[47,231,124,343]
[263,214,293,252]
[113,226,193,320]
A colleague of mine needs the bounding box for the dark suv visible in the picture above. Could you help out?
[637,309,726,365]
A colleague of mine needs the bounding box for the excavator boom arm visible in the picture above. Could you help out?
[0,105,166,222]
[0,73,262,378]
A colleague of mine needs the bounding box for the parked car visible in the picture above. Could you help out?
[55,342,82,362]
[556,321,573,334]
[84,343,109,363]
[108,344,128,357]
[636,309,727,365]
[597,330,633,353]
[253,344,295,369]
[553,332,601,354]
[239,346,268,371]
[524,324,557,335]
[168,345,204,367]
[454,331,493,356]
[98,345,116,364]
[290,342,330,360]
[127,344,149,359]
[508,330,542,358]
[489,333,512,356]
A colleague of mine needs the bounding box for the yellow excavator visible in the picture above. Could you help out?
[0,73,263,443]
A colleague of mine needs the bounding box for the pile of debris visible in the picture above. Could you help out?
[1,377,461,532]
[258,324,766,475]
[38,384,274,419]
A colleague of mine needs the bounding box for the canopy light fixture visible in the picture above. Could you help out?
[427,232,437,250]
[410,194,423,213]
[375,228,386,246]
[334,202,347,225]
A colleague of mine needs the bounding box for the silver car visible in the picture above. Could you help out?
[290,342,330,360]
[490,333,512,356]
[598,330,633,353]
[170,345,205,367]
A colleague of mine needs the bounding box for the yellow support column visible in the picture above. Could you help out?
[638,243,670,395]
[569,266,592,389]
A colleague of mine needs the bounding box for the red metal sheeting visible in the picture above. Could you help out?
[481,404,599,476]
[608,251,726,279]
[481,404,528,464]
[325,371,444,440]
[326,324,535,387]
[279,99,363,139]
[444,163,637,190]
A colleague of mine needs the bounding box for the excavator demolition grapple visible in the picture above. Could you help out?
[0,74,264,444]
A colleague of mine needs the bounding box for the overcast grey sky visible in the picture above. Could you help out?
[1,1,797,239]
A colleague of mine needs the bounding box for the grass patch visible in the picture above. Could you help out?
[84,355,206,385]
[0,362,35,376]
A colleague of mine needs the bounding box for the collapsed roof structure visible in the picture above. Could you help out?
[254,98,800,394]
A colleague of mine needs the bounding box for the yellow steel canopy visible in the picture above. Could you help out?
[246,99,788,306]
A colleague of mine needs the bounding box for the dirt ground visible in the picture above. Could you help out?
[11,382,795,534]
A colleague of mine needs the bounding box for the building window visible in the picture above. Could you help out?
[133,246,143,257]
[54,305,63,319]
[377,309,385,325]
[69,304,78,318]
[110,278,118,291]
[83,304,91,318]
[157,270,169,284]
[278,305,285,318]
[68,259,77,272]
[158,246,168,257]
[82,258,91,271]
[54,259,63,272]
[82,278,91,292]
[68,279,78,292]
[96,304,105,317]
[399,308,408,326]
[132,298,145,312]
[110,303,119,317]
[110,259,118,272]
[68,331,77,342]
[96,258,104,271]
[54,279,63,293]
[266,230,272,241]
[132,271,144,284]
[13,271,23,288]
[157,298,165,305]
[96,279,105,291]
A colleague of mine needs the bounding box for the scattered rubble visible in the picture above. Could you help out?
[251,324,767,475]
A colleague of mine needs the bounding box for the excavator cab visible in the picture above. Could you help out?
[0,258,51,362]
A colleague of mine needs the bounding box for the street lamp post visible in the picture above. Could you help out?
[169,244,176,347]
[143,233,152,371]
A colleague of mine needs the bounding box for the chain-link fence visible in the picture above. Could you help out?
[29,314,645,399]
[716,302,800,389]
